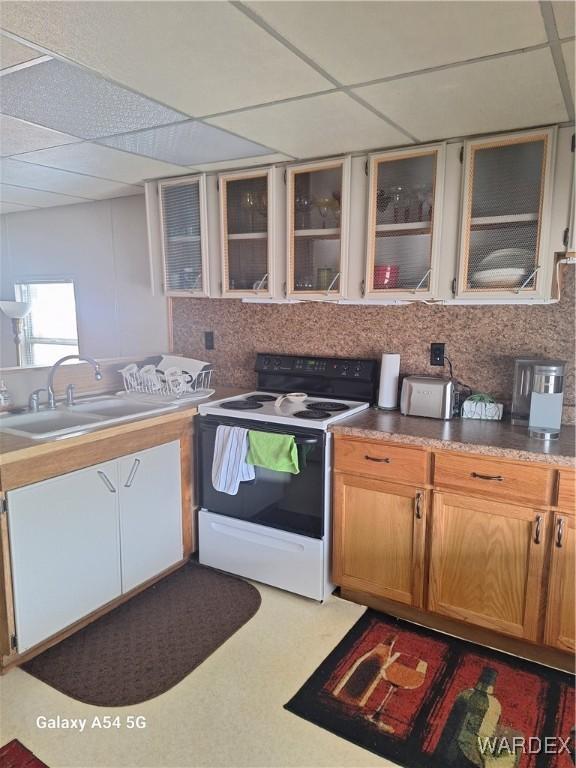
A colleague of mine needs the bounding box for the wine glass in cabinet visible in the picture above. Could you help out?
[286,157,350,300]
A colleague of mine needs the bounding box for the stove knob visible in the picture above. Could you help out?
[263,357,271,368]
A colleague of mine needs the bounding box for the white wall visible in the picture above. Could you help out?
[0,195,169,367]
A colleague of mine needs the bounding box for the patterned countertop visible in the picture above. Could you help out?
[330,409,576,467]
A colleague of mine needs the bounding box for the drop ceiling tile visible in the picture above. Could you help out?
[354,49,567,142]
[0,115,80,156]
[191,153,293,172]
[247,1,547,86]
[0,2,331,116]
[207,93,410,158]
[1,183,86,207]
[1,58,189,139]
[553,1,575,38]
[97,120,272,165]
[14,143,190,185]
[1,158,142,199]
[563,41,575,101]
[0,200,36,214]
[0,35,43,69]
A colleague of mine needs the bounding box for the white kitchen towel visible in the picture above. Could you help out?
[212,425,255,495]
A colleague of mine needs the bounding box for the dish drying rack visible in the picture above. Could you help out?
[119,366,215,404]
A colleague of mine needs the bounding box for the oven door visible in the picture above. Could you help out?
[198,415,326,539]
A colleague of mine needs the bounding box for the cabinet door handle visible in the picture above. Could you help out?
[415,492,424,519]
[556,517,565,548]
[97,470,116,493]
[471,472,503,482]
[124,458,141,488]
[533,514,543,544]
[365,455,390,463]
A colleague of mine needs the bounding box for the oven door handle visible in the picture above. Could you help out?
[295,438,321,445]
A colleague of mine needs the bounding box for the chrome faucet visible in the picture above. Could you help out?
[46,355,102,409]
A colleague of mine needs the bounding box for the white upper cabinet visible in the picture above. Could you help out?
[455,128,556,301]
[218,167,276,298]
[286,157,351,301]
[364,145,446,300]
[158,174,210,297]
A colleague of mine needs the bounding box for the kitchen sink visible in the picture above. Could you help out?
[0,395,179,440]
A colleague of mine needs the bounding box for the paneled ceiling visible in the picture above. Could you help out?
[0,0,574,214]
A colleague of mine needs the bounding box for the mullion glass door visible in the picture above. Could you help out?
[288,160,345,298]
[160,177,206,295]
[366,149,438,296]
[221,171,271,295]
[460,133,548,294]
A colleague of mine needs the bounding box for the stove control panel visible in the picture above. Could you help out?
[256,353,377,380]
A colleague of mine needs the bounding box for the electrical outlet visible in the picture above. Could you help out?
[430,343,445,366]
[204,331,214,350]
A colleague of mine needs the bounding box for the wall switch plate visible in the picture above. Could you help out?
[430,342,445,366]
[204,331,214,350]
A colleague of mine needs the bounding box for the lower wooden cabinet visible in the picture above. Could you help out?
[545,513,575,652]
[332,473,427,607]
[428,492,547,641]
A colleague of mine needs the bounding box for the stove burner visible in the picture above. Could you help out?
[307,401,350,412]
[246,394,277,403]
[220,400,263,410]
[293,410,331,420]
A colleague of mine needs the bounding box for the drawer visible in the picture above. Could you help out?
[433,452,553,506]
[557,470,576,511]
[334,438,429,485]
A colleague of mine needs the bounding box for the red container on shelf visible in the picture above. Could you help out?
[374,265,400,289]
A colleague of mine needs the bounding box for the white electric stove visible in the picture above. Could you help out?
[197,353,379,601]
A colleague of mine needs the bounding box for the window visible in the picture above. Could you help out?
[15,281,79,366]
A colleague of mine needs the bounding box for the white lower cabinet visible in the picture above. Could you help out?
[119,441,182,592]
[7,440,182,654]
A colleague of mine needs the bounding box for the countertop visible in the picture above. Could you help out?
[330,408,576,467]
[0,386,245,465]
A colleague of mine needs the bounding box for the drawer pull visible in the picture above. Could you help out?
[365,455,390,463]
[97,470,116,494]
[471,472,503,482]
[415,492,423,519]
[556,517,565,548]
[534,514,543,544]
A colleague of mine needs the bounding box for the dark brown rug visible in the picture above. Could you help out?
[23,562,261,707]
[286,610,575,768]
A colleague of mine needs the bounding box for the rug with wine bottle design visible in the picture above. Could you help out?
[285,611,575,768]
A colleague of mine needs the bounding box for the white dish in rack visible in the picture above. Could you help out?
[472,268,527,287]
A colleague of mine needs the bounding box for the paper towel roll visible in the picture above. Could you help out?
[378,353,400,410]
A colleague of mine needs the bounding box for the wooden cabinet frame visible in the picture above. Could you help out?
[455,127,557,301]
[158,174,210,297]
[364,143,446,301]
[286,156,351,300]
[218,167,278,298]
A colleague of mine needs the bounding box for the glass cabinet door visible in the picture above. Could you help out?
[287,158,350,299]
[458,130,554,297]
[159,175,209,296]
[365,146,443,298]
[219,169,272,297]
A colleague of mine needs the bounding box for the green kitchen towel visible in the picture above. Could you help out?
[247,431,300,474]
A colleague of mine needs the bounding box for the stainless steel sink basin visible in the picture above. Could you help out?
[0,395,179,440]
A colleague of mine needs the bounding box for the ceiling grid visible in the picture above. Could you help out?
[0,0,573,211]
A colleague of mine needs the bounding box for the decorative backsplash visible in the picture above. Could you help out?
[172,266,576,423]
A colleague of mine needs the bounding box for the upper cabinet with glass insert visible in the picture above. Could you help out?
[364,145,445,300]
[158,175,210,297]
[219,168,275,298]
[286,157,350,300]
[456,128,555,300]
